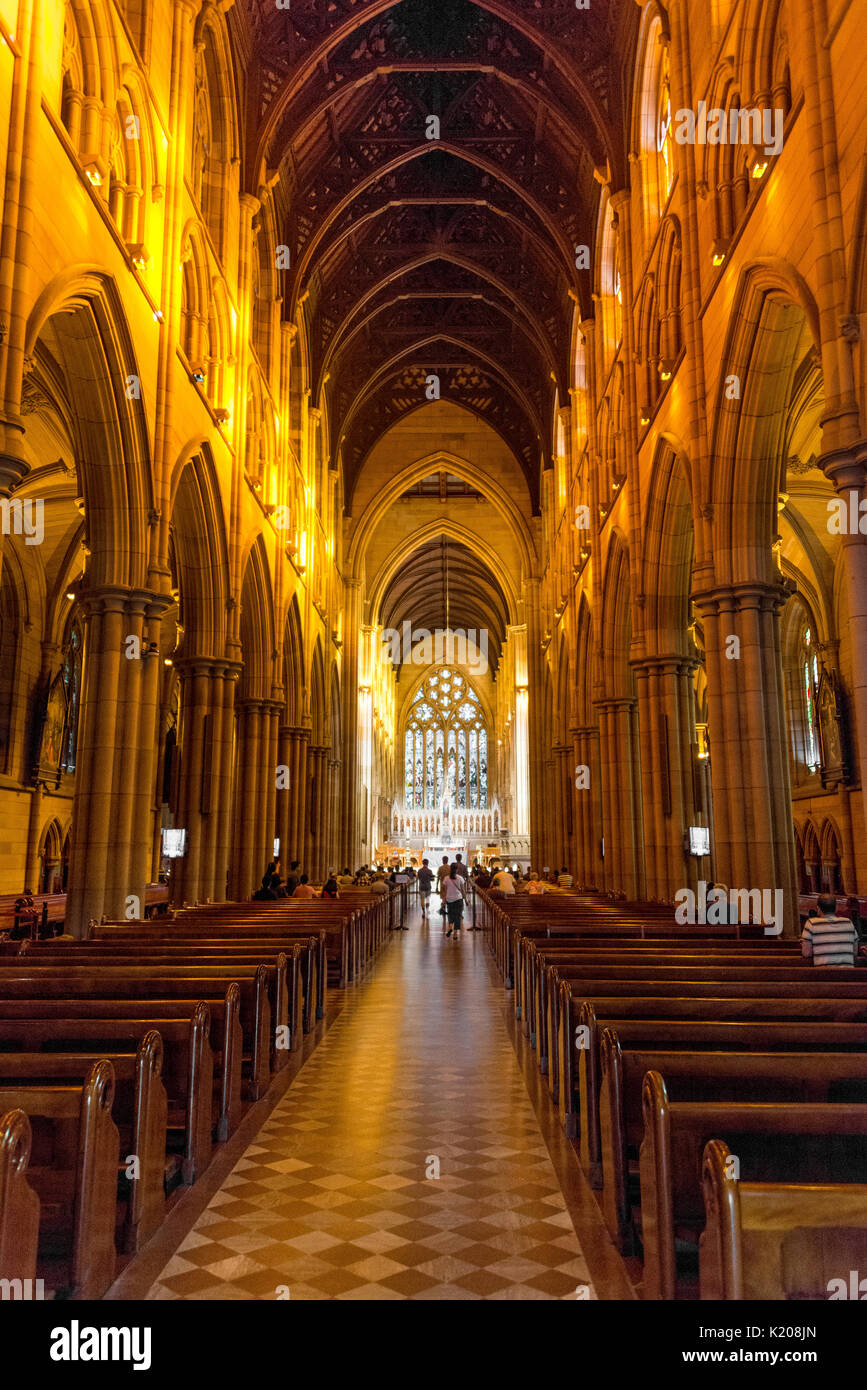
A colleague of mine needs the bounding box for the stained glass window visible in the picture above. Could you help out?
[803,628,820,773]
[61,621,83,773]
[402,667,489,809]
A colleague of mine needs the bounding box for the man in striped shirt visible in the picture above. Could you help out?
[801,894,862,966]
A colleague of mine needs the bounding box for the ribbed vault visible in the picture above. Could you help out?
[378,536,510,674]
[239,0,638,509]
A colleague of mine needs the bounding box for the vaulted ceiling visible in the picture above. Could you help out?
[240,0,638,514]
[378,536,510,673]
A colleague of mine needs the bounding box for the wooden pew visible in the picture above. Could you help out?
[0,1108,40,1291]
[520,935,800,1034]
[0,1060,120,1299]
[88,925,325,1020]
[640,1070,867,1298]
[599,1036,867,1251]
[579,1001,867,1188]
[555,984,867,1138]
[700,1138,867,1300]
[528,941,802,1065]
[0,967,266,1117]
[0,1034,166,1254]
[0,975,243,1146]
[9,943,306,1060]
[0,1003,216,1185]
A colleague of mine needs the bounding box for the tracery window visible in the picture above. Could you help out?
[803,627,820,774]
[60,620,83,773]
[656,50,674,207]
[403,668,488,809]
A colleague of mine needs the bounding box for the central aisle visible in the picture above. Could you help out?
[144,903,598,1300]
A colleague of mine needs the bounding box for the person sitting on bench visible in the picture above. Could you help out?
[802,892,862,966]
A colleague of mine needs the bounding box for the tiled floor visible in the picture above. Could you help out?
[141,904,601,1300]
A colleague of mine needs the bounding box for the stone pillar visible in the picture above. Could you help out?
[260,700,280,876]
[695,581,799,933]
[595,697,642,899]
[171,657,241,907]
[326,757,341,870]
[230,699,264,901]
[572,724,602,888]
[340,580,362,867]
[290,727,310,867]
[213,664,239,901]
[822,449,867,814]
[633,657,700,901]
[276,723,293,865]
[65,586,162,936]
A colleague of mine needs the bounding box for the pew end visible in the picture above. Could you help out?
[0,1108,40,1287]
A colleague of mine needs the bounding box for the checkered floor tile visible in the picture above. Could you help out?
[144,907,596,1300]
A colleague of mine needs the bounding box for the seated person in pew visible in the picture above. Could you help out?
[291,874,317,900]
[802,893,864,966]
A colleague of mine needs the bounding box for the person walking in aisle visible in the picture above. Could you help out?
[442,863,467,938]
[417,858,434,917]
[435,854,450,924]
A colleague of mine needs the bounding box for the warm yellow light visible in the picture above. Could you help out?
[752,160,768,179]
[712,251,725,266]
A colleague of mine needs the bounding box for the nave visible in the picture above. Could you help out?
[109,900,626,1302]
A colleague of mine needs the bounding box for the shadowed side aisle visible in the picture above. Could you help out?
[136,903,617,1300]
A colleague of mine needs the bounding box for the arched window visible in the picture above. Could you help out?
[802,627,821,774]
[60,619,83,773]
[403,668,488,810]
[637,14,676,238]
[656,45,674,211]
[782,597,822,787]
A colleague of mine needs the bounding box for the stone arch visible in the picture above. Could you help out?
[641,438,695,654]
[191,5,239,259]
[25,270,154,590]
[708,261,821,585]
[238,535,276,702]
[283,592,305,728]
[169,444,230,660]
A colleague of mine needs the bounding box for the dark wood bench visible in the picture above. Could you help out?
[599,1037,867,1251]
[0,1033,166,1254]
[526,941,803,1065]
[0,1108,40,1291]
[0,1003,216,1185]
[0,976,244,1147]
[8,943,306,1058]
[577,1001,867,1189]
[0,1060,119,1298]
[700,1137,867,1299]
[0,965,273,1110]
[87,926,325,1019]
[640,1070,867,1298]
[554,984,867,1133]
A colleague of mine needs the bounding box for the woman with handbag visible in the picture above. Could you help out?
[442,864,467,938]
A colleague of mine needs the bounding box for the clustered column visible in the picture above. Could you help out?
[65,586,166,936]
[696,581,799,932]
[171,658,239,907]
[633,657,701,900]
[594,696,643,899]
[571,724,602,888]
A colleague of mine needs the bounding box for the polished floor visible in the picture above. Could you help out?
[121,900,627,1300]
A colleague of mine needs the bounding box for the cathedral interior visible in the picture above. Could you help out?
[1,0,867,1318]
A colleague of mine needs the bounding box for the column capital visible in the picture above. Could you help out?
[691,578,793,617]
